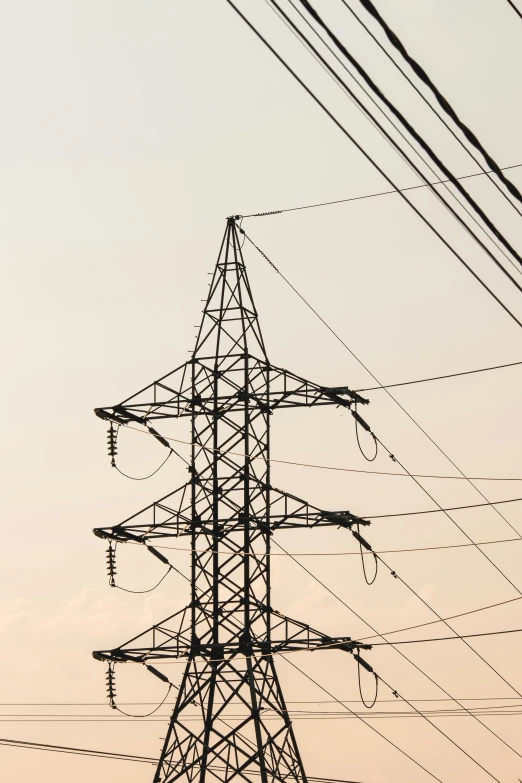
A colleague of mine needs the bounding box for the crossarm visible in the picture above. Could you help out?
[92,602,371,665]
[93,482,193,545]
[268,486,369,531]
[94,360,194,425]
[266,363,369,410]
[268,608,372,655]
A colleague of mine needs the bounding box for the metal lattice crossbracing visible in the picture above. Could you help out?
[93,218,372,783]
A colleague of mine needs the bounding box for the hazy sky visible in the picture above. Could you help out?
[1,1,522,782]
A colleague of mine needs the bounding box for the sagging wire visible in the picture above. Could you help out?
[105,663,174,718]
[353,403,378,461]
[113,450,173,481]
[353,524,378,585]
[115,566,173,595]
[105,542,182,594]
[354,652,378,709]
[105,418,188,481]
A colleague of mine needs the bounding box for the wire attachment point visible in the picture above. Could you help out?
[106,543,117,587]
[353,404,378,462]
[354,653,379,708]
[354,524,378,585]
[107,423,118,467]
[106,663,117,709]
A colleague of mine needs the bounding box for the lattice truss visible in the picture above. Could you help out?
[94,218,372,783]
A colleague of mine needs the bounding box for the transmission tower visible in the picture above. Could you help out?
[94,217,373,782]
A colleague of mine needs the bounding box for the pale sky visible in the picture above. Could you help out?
[1,1,522,782]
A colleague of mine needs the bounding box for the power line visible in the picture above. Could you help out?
[240,229,522,547]
[123,421,522,480]
[366,671,504,783]
[0,736,156,764]
[505,0,522,20]
[371,627,522,646]
[359,595,522,642]
[224,2,522,328]
[279,0,522,283]
[264,0,522,281]
[338,0,522,221]
[282,658,437,783]
[370,497,522,517]
[4,697,522,706]
[356,358,522,392]
[0,738,365,783]
[153,535,522,558]
[5,706,522,720]
[373,432,522,585]
[350,0,522,205]
[264,0,522,282]
[274,539,522,761]
[242,164,522,218]
[375,549,522,697]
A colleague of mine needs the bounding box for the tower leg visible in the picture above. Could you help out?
[154,656,308,782]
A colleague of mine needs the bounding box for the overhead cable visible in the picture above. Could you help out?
[122,421,522,481]
[371,627,522,646]
[267,0,522,280]
[118,420,522,480]
[283,657,439,783]
[275,540,522,762]
[153,535,522,558]
[373,432,522,583]
[0,737,365,783]
[356,359,522,392]
[338,0,522,220]
[0,736,156,764]
[154,536,522,560]
[5,696,522,706]
[351,0,522,205]
[224,3,522,327]
[505,0,522,20]
[368,669,504,783]
[280,0,522,281]
[374,548,522,697]
[359,595,522,642]
[240,228,522,541]
[241,162,522,217]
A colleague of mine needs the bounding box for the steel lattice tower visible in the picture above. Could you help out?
[94,218,372,782]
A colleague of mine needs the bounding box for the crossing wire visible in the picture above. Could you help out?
[0,737,366,783]
[274,540,522,763]
[4,696,522,706]
[151,535,522,558]
[5,705,522,719]
[120,421,522,480]
[266,0,522,280]
[240,229,522,547]
[370,627,522,646]
[269,0,522,286]
[359,595,522,642]
[339,0,522,221]
[350,0,522,205]
[224,2,522,327]
[284,657,451,783]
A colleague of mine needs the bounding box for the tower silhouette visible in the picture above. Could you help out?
[94,218,372,782]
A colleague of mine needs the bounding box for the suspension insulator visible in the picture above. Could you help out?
[105,663,117,709]
[106,543,117,587]
[107,423,118,466]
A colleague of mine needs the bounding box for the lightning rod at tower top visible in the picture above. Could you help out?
[93,217,375,783]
